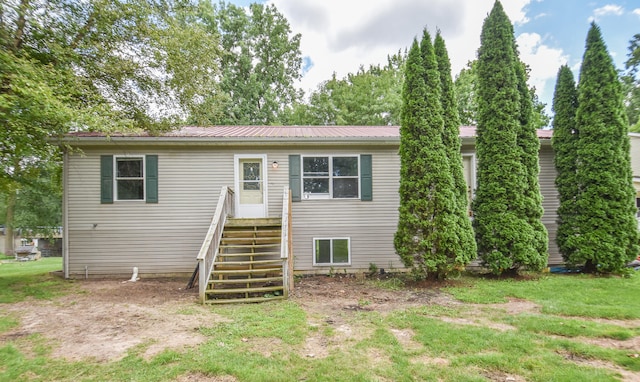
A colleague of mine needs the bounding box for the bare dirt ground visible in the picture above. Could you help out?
[1,274,639,381]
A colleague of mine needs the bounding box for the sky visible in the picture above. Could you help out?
[229,0,640,115]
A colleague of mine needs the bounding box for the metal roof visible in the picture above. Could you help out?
[64,125,552,140]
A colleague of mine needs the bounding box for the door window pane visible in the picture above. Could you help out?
[243,162,261,190]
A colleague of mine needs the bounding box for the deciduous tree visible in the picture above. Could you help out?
[0,0,222,254]
[197,1,302,125]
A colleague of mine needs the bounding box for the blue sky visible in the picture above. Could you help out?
[228,0,640,115]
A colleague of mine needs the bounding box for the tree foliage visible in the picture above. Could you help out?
[0,0,223,253]
[454,60,550,129]
[194,1,302,125]
[472,1,547,274]
[551,65,580,261]
[394,30,467,280]
[434,31,477,267]
[623,33,640,130]
[454,61,478,126]
[514,52,548,265]
[287,53,405,126]
[568,23,639,272]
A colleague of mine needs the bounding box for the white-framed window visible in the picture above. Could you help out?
[115,156,145,201]
[313,238,351,266]
[302,155,359,199]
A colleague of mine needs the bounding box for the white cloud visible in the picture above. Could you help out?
[589,4,624,22]
[633,8,640,17]
[269,0,532,94]
[516,33,569,94]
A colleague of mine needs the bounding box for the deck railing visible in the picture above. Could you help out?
[197,186,235,303]
[280,187,294,298]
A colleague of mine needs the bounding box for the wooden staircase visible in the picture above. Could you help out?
[205,218,285,304]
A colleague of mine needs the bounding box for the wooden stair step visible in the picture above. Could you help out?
[225,218,282,227]
[223,229,282,237]
[213,267,281,275]
[221,237,281,243]
[215,259,282,266]
[209,276,283,285]
[206,285,284,295]
[205,295,285,304]
[219,243,280,249]
[217,251,280,257]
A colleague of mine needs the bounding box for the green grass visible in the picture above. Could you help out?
[503,313,640,340]
[1,262,640,381]
[0,257,67,303]
[446,273,640,319]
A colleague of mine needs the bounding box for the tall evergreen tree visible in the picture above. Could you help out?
[514,59,548,269]
[434,31,477,267]
[394,31,460,280]
[551,66,580,261]
[570,23,639,272]
[473,1,544,274]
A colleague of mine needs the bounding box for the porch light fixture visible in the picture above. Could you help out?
[271,161,279,169]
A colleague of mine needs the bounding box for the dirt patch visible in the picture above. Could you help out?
[174,373,238,382]
[560,351,640,381]
[390,328,423,352]
[561,335,640,353]
[290,275,459,316]
[1,278,225,362]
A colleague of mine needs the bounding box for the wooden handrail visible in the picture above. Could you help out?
[197,186,235,303]
[281,187,293,298]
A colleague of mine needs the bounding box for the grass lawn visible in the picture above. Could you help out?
[1,260,639,381]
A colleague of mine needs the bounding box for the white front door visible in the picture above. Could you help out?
[234,155,268,218]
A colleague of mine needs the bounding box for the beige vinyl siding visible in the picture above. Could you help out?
[629,135,640,200]
[630,134,640,179]
[66,139,563,276]
[538,145,561,265]
[67,146,288,276]
[66,144,397,276]
[287,147,401,271]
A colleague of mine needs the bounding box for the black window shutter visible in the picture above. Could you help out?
[146,155,158,203]
[289,155,301,202]
[360,154,372,201]
[100,155,114,204]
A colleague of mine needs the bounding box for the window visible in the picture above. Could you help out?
[313,238,350,265]
[302,156,359,199]
[101,155,158,204]
[115,156,145,200]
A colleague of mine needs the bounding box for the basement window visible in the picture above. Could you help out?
[313,238,350,266]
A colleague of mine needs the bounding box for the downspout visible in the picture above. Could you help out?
[63,150,69,278]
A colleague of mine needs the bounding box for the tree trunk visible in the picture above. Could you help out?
[4,189,17,256]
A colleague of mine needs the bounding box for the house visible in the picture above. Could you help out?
[60,126,558,301]
[629,134,640,222]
